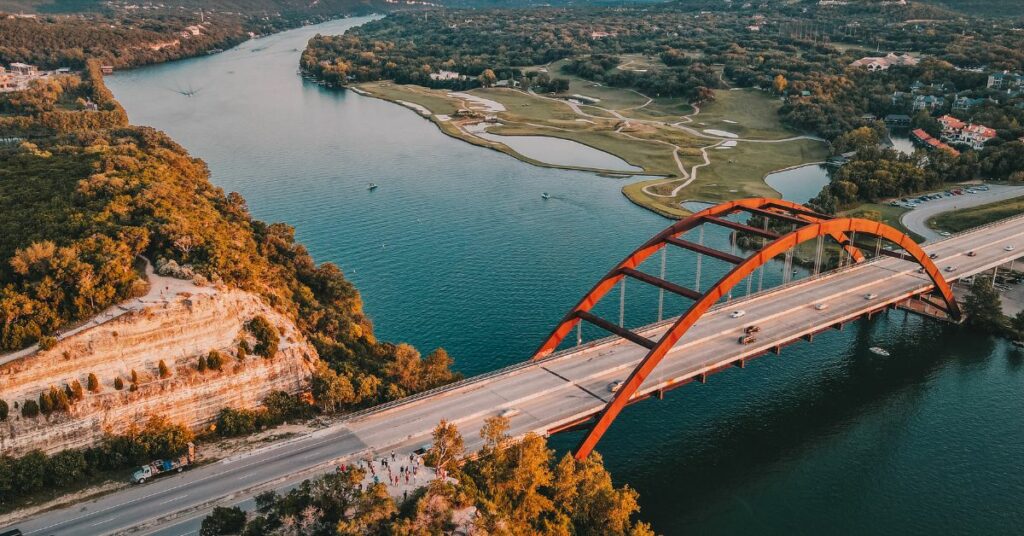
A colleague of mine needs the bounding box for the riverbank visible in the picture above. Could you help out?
[349,80,829,218]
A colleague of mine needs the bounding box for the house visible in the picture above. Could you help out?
[952,96,986,112]
[849,53,919,72]
[884,114,912,128]
[987,71,1024,94]
[429,70,463,81]
[101,65,114,74]
[9,62,36,75]
[912,128,960,157]
[590,31,612,39]
[912,95,943,111]
[938,115,996,150]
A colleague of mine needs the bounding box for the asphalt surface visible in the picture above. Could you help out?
[8,215,1024,536]
[899,184,1024,242]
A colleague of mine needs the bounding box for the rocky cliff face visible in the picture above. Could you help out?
[0,286,319,456]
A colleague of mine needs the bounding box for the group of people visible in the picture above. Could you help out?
[340,450,425,493]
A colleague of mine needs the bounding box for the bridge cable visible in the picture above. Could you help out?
[576,321,582,347]
[813,234,823,275]
[658,247,666,322]
[619,277,626,327]
[757,218,768,292]
[694,226,704,293]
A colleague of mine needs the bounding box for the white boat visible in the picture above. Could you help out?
[869,346,890,356]
[367,183,378,191]
[541,192,550,199]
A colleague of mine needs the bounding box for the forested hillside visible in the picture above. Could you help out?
[0,62,458,404]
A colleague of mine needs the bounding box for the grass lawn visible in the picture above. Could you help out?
[355,82,461,115]
[694,89,794,140]
[687,139,829,202]
[929,195,1024,233]
[542,59,651,110]
[841,203,923,242]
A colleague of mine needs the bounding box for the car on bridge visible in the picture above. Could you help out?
[945,266,957,272]
[967,251,977,257]
[729,310,746,318]
[608,380,623,393]
[738,334,757,345]
[500,407,521,418]
[815,303,829,310]
[864,293,878,300]
[1006,245,1016,252]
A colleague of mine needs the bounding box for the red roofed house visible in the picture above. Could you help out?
[938,115,996,150]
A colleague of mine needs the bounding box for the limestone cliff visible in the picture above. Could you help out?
[0,283,319,456]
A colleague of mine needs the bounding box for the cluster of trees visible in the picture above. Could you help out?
[200,417,653,535]
[214,391,312,437]
[0,416,193,507]
[1,71,459,405]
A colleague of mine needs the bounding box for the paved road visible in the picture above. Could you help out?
[899,185,1024,242]
[7,215,1024,536]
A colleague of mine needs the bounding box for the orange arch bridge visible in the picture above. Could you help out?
[531,198,960,459]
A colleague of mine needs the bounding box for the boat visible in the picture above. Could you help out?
[367,183,378,191]
[869,346,890,356]
[541,192,550,199]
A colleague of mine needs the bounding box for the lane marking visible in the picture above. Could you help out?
[158,494,189,505]
[90,516,119,526]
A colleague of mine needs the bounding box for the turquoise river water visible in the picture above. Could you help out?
[107,17,1024,535]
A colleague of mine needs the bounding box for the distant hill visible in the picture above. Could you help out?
[921,0,1024,17]
[0,0,382,14]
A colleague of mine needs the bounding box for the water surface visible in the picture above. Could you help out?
[764,164,830,204]
[108,19,1024,535]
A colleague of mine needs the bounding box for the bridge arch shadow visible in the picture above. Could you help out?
[531,198,960,459]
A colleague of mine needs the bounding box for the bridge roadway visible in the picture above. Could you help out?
[11,215,1024,536]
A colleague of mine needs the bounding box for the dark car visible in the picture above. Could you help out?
[0,529,23,536]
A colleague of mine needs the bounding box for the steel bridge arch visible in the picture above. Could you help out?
[530,198,960,459]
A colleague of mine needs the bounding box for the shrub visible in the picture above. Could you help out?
[206,350,224,371]
[50,386,71,412]
[69,380,85,401]
[131,369,139,384]
[39,391,54,415]
[87,373,100,393]
[0,399,8,421]
[37,336,57,351]
[22,399,39,418]
[158,360,171,379]
[245,316,279,358]
[215,407,261,437]
[200,506,246,536]
[114,377,124,390]
[197,355,208,372]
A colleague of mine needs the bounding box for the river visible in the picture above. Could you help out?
[107,17,1024,535]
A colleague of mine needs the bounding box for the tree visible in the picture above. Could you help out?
[1011,310,1024,340]
[200,506,246,536]
[310,362,355,413]
[478,68,497,87]
[114,377,124,390]
[773,74,788,94]
[427,420,464,477]
[22,399,39,418]
[69,380,84,401]
[39,391,54,415]
[158,360,171,379]
[206,350,224,371]
[87,373,100,393]
[964,277,1005,333]
[0,399,8,421]
[197,355,208,372]
[246,316,279,358]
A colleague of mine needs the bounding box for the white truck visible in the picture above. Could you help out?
[131,442,196,484]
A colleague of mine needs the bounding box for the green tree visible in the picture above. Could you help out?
[197,355,208,372]
[22,399,39,418]
[206,350,224,371]
[964,277,1006,333]
[39,390,54,415]
[87,372,100,393]
[478,68,497,87]
[310,362,354,413]
[69,380,84,401]
[114,377,124,390]
[200,506,246,536]
[245,316,279,358]
[1012,310,1024,340]
[0,399,8,421]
